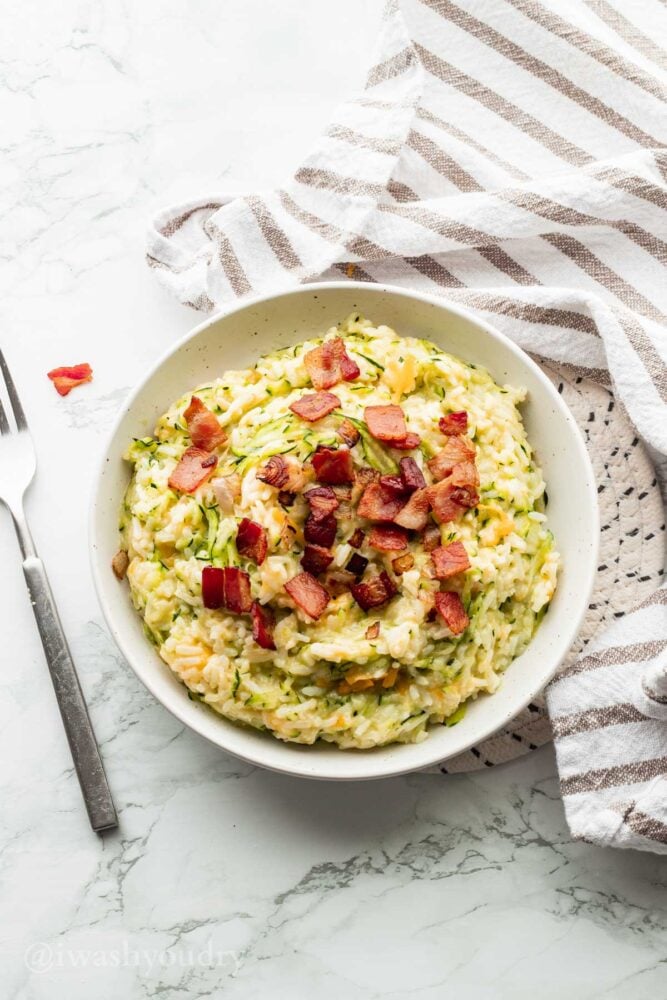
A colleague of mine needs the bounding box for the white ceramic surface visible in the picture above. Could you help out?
[91,282,598,780]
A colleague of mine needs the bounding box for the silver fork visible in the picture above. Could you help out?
[0,350,117,833]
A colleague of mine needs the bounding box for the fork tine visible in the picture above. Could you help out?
[0,394,9,435]
[0,349,28,431]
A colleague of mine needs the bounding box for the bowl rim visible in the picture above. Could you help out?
[89,281,599,779]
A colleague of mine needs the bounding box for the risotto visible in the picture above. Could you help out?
[116,314,559,748]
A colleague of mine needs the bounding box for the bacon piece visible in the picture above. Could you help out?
[285,571,330,619]
[427,482,479,524]
[305,513,337,547]
[168,446,217,493]
[351,466,379,505]
[365,622,380,640]
[391,553,414,575]
[290,391,341,422]
[278,490,295,507]
[399,457,426,492]
[47,363,92,396]
[202,566,252,613]
[338,418,360,447]
[323,568,356,596]
[304,485,339,519]
[304,338,360,390]
[388,433,421,451]
[284,457,312,493]
[450,459,480,489]
[434,591,469,635]
[312,447,354,485]
[357,481,406,522]
[236,518,268,565]
[431,541,470,580]
[257,455,289,488]
[421,522,441,552]
[351,571,397,611]
[212,474,241,513]
[301,544,334,575]
[111,550,129,580]
[393,487,430,531]
[348,528,365,549]
[439,411,468,435]
[251,601,276,650]
[184,396,227,450]
[368,525,409,552]
[379,474,407,496]
[364,404,407,442]
[346,552,368,578]
[428,436,476,482]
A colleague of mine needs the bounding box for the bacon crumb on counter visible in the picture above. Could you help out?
[304,338,360,390]
[285,571,330,619]
[289,391,341,422]
[168,446,218,493]
[311,447,354,484]
[202,566,252,613]
[184,396,227,450]
[47,363,93,397]
[439,411,468,435]
[251,601,276,650]
[434,591,470,635]
[368,525,409,552]
[431,541,470,580]
[111,550,129,580]
[351,570,397,611]
[236,518,268,565]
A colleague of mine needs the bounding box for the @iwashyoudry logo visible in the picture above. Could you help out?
[24,940,239,975]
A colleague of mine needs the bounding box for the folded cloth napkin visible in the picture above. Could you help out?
[147,0,667,852]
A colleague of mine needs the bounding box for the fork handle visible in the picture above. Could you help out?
[22,554,118,833]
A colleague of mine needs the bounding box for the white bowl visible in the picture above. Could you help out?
[90,283,598,779]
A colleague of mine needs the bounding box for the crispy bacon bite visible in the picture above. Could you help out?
[393,487,430,531]
[365,621,380,640]
[431,541,470,580]
[285,571,330,619]
[439,410,468,435]
[399,457,426,492]
[346,552,369,578]
[351,571,397,611]
[379,474,407,496]
[251,601,276,650]
[421,522,441,552]
[357,481,406,522]
[338,418,360,447]
[304,485,339,518]
[47,362,92,396]
[290,391,341,422]
[351,466,379,505]
[184,396,227,450]
[202,566,252,613]
[304,508,337,547]
[301,544,334,576]
[434,591,469,635]
[348,528,365,549]
[428,435,476,482]
[389,433,421,450]
[427,478,479,523]
[391,553,414,575]
[257,455,289,488]
[364,404,407,442]
[168,446,217,493]
[236,518,268,565]
[368,525,409,552]
[312,447,354,485]
[304,337,360,390]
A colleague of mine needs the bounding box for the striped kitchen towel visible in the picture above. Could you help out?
[147,0,667,851]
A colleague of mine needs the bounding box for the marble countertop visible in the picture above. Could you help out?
[2,2,665,997]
